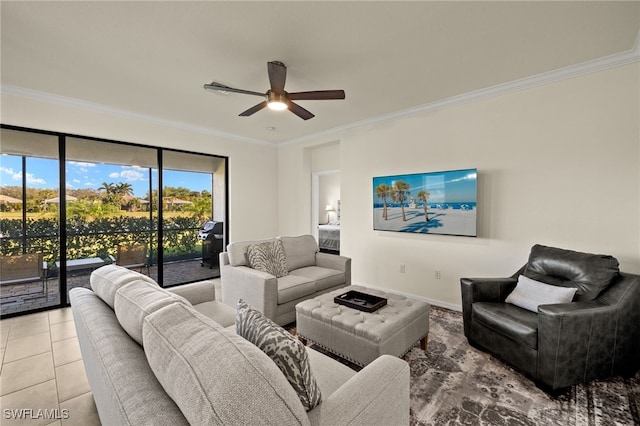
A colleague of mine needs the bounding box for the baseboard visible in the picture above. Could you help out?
[351,281,462,312]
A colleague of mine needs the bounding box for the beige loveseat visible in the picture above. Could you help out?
[71,265,409,425]
[220,235,351,325]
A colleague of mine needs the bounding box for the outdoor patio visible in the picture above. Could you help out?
[0,259,219,316]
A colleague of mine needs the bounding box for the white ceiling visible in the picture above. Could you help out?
[1,1,639,145]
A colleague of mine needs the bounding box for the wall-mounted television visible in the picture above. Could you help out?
[373,168,477,237]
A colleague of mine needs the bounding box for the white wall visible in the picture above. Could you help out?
[0,92,280,242]
[278,63,640,309]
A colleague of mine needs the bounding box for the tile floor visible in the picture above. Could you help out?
[0,279,223,425]
[0,307,100,426]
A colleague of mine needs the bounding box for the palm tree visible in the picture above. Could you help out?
[393,180,410,221]
[417,190,430,221]
[115,182,133,196]
[375,184,391,220]
[98,182,115,195]
[98,182,121,206]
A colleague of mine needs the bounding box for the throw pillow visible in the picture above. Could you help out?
[247,240,289,278]
[505,275,577,313]
[236,299,321,411]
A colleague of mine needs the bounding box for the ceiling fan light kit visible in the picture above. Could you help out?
[203,60,345,120]
[267,91,288,111]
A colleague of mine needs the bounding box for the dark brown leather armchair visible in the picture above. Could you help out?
[460,244,640,391]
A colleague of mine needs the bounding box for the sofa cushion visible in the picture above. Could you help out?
[305,347,356,397]
[236,299,321,411]
[289,266,345,292]
[115,279,191,345]
[90,264,158,309]
[277,274,317,304]
[143,303,308,425]
[524,244,620,301]
[69,288,189,426]
[472,302,539,349]
[505,275,577,313]
[192,300,236,328]
[227,237,278,267]
[247,239,289,278]
[280,235,318,271]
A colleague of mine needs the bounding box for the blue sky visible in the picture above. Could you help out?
[0,155,212,197]
[372,169,477,203]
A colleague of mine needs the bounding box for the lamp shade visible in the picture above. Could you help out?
[325,204,335,211]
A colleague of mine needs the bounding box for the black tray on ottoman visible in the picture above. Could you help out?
[334,290,387,313]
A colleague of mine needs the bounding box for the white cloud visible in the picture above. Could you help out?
[0,167,46,185]
[109,168,145,182]
[68,161,97,173]
[68,161,96,168]
[25,173,46,185]
[85,182,96,186]
[1,166,20,182]
[120,169,144,181]
[447,173,477,184]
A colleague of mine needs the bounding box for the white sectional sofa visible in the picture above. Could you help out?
[70,265,409,425]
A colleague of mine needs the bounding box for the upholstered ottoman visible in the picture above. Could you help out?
[296,285,430,366]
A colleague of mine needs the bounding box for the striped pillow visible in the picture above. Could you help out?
[236,299,321,411]
[247,240,289,278]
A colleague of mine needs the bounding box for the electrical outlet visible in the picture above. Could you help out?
[435,270,441,279]
[400,264,406,273]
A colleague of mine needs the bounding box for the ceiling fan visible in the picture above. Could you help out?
[203,61,345,120]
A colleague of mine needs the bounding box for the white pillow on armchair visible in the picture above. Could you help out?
[505,275,577,313]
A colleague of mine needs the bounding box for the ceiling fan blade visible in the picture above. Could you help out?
[288,101,315,120]
[239,101,268,117]
[203,82,265,97]
[288,90,346,101]
[267,61,287,93]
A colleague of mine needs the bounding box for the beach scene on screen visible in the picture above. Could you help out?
[373,169,477,236]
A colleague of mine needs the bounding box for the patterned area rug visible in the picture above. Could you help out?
[295,306,640,425]
[406,307,640,425]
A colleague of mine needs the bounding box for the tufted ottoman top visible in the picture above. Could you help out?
[296,285,429,343]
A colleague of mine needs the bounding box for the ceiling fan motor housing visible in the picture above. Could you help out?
[267,91,288,110]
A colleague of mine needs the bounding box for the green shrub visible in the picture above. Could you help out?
[0,215,203,267]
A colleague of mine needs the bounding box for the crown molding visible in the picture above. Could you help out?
[281,40,640,147]
[0,85,272,147]
[2,36,638,149]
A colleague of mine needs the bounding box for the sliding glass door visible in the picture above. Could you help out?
[0,125,228,317]
[64,137,159,297]
[0,129,61,316]
[161,151,224,286]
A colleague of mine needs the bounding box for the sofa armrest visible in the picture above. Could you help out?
[316,253,351,286]
[460,277,517,338]
[220,262,278,320]
[167,281,215,305]
[537,301,616,389]
[307,355,409,426]
[537,275,640,389]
